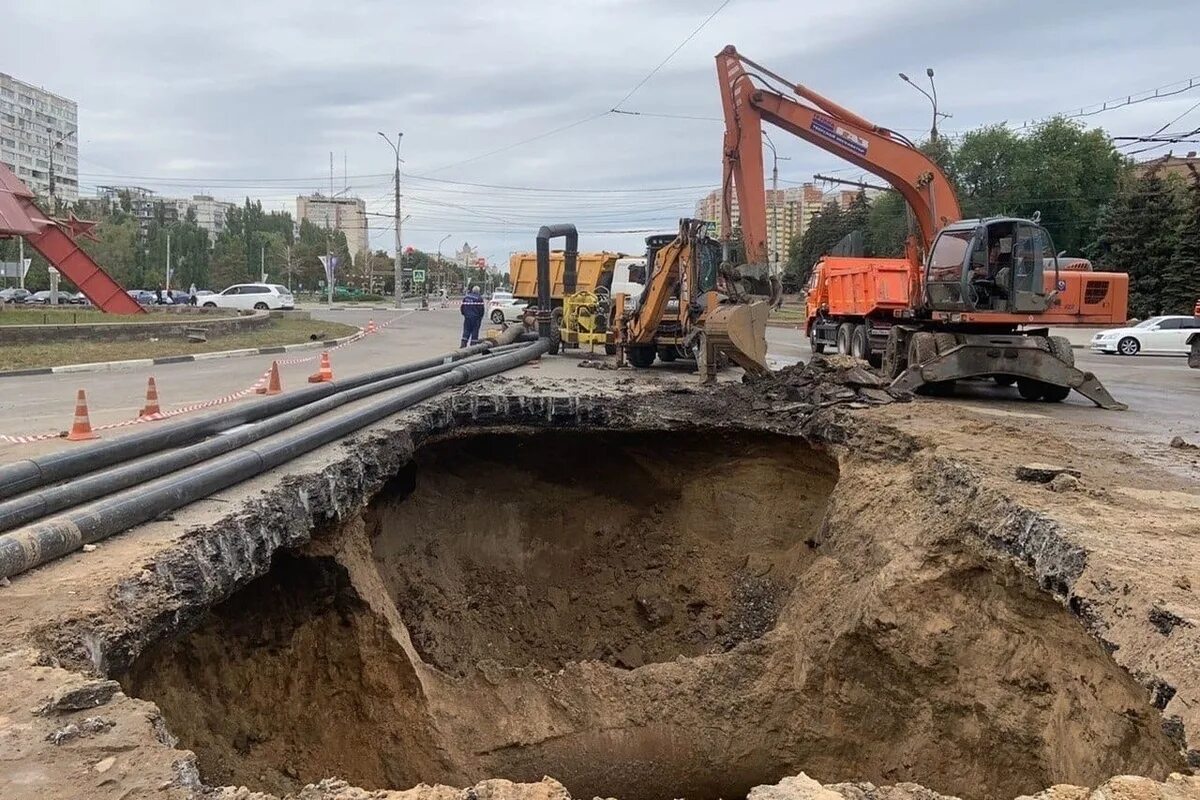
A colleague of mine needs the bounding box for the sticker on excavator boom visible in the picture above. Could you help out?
[812,115,869,156]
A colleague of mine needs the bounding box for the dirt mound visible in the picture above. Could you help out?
[744,355,911,408]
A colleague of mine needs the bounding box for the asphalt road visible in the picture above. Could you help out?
[0,308,1195,459]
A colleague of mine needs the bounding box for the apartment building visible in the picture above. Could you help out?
[0,73,78,202]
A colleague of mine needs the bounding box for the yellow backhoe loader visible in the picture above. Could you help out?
[617,218,770,382]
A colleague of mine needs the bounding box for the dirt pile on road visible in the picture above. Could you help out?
[743,355,911,408]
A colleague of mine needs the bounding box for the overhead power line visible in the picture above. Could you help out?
[418,0,734,175]
[1017,75,1200,129]
[610,0,732,111]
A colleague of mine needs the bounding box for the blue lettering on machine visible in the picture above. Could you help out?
[811,115,869,157]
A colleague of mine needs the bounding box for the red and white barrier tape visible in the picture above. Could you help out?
[0,314,411,446]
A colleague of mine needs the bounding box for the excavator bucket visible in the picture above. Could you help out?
[701,301,771,380]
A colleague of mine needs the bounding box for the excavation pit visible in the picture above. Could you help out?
[121,429,1187,800]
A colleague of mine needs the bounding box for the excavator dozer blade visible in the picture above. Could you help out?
[702,301,771,378]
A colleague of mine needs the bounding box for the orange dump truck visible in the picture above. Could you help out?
[804,255,1130,363]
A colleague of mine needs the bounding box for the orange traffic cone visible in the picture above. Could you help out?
[256,361,283,395]
[307,352,333,383]
[138,376,162,419]
[366,319,378,334]
[66,389,99,441]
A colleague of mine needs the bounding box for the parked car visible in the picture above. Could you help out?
[24,290,71,305]
[1090,316,1200,356]
[0,288,31,304]
[202,283,295,311]
[127,289,156,306]
[67,291,89,305]
[486,290,528,323]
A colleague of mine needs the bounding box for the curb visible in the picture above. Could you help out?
[0,330,363,380]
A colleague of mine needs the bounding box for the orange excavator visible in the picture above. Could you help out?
[0,163,143,314]
[716,45,1125,409]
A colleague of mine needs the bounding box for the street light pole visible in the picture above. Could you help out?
[47,127,76,210]
[761,133,791,278]
[378,131,403,308]
[437,233,451,296]
[899,69,950,142]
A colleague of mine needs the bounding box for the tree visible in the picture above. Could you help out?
[1165,167,1200,314]
[787,201,845,285]
[865,191,907,257]
[1088,168,1186,317]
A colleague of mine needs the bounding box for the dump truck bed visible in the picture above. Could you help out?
[510,251,623,305]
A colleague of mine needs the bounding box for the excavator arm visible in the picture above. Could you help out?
[717,45,962,272]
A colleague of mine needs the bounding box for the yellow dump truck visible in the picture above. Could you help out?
[510,251,642,308]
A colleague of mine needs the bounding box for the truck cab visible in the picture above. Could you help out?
[924,217,1058,316]
[611,257,647,311]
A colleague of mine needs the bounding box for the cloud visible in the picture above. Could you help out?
[6,0,1196,262]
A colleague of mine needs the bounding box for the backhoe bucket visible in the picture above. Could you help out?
[702,301,771,380]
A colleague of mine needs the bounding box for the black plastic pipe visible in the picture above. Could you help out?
[0,339,550,581]
[0,346,529,533]
[0,328,530,501]
[535,224,578,336]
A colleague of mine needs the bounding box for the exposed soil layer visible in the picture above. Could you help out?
[121,429,1187,800]
[368,431,834,673]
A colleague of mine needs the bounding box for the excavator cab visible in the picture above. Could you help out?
[925,218,1057,315]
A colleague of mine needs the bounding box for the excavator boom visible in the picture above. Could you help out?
[717,44,960,272]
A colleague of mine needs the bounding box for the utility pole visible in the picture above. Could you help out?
[18,237,25,290]
[286,244,292,291]
[326,233,334,308]
[260,244,266,282]
[165,232,171,292]
[377,131,403,308]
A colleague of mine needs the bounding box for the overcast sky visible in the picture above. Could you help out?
[6,0,1197,264]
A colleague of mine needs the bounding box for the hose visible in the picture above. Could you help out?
[0,338,549,581]
[0,324,533,501]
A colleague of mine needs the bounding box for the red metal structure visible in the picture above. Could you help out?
[0,163,143,314]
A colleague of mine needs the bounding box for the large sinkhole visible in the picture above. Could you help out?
[121,430,1186,800]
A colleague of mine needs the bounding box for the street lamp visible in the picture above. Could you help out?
[48,127,76,208]
[761,132,791,278]
[899,68,951,142]
[377,131,403,307]
[437,233,451,295]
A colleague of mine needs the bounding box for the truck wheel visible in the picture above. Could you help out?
[993,375,1017,387]
[809,328,827,354]
[836,323,854,355]
[907,331,936,367]
[1041,384,1071,402]
[604,343,617,356]
[1017,378,1045,401]
[933,332,958,356]
[491,310,505,324]
[546,309,563,355]
[627,344,656,368]
[1047,335,1075,367]
[850,325,870,361]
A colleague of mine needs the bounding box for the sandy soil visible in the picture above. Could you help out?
[0,369,1197,800]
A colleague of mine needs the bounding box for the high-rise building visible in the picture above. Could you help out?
[93,187,235,242]
[296,194,368,257]
[0,73,79,202]
[694,184,825,273]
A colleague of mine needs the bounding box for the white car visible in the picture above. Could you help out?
[487,291,528,323]
[201,283,295,311]
[1090,316,1200,356]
